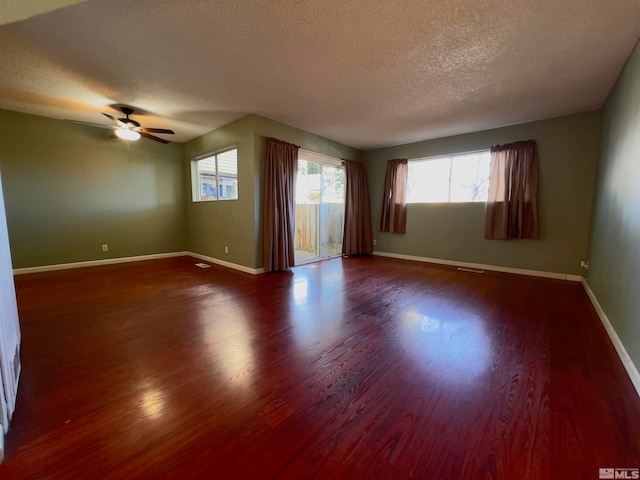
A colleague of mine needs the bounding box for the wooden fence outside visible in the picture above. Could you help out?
[295,203,344,253]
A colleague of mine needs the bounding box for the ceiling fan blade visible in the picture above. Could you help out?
[139,127,175,134]
[102,113,126,127]
[140,132,170,144]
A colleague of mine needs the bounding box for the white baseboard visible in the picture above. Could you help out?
[582,280,640,399]
[0,428,4,464]
[12,249,584,282]
[13,252,190,275]
[372,251,583,282]
[13,251,265,276]
[187,252,264,275]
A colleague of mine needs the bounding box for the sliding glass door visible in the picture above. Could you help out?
[295,152,345,264]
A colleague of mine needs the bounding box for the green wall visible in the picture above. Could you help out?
[0,110,360,272]
[364,111,601,276]
[0,109,186,268]
[0,108,605,277]
[183,116,258,268]
[183,114,360,269]
[587,40,640,369]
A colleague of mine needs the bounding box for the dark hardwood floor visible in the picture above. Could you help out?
[1,255,639,479]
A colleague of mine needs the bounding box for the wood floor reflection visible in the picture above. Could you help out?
[3,256,640,479]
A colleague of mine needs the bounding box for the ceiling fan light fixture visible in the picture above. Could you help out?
[115,128,141,141]
[101,108,174,144]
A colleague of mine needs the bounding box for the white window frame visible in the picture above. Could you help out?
[407,149,491,204]
[191,146,238,202]
[298,149,343,168]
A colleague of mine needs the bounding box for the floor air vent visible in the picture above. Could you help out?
[195,263,211,269]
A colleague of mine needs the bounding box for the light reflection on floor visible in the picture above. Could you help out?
[198,291,256,393]
[288,261,491,386]
[140,388,166,420]
[399,306,492,386]
[290,265,345,355]
[293,276,309,305]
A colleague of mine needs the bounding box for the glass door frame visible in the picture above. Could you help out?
[294,150,345,266]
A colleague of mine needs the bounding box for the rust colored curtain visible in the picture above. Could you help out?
[485,140,539,240]
[378,159,408,234]
[263,137,299,272]
[342,160,373,256]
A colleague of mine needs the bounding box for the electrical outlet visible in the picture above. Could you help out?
[102,244,109,252]
[580,260,589,270]
[373,239,377,246]
[224,246,229,254]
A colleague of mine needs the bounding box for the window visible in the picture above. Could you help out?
[192,148,238,201]
[407,150,490,203]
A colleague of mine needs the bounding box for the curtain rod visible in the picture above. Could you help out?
[406,147,490,162]
[267,137,300,148]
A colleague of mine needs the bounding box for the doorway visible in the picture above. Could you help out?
[294,151,345,264]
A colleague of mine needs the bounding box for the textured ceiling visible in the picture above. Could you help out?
[0,0,638,149]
